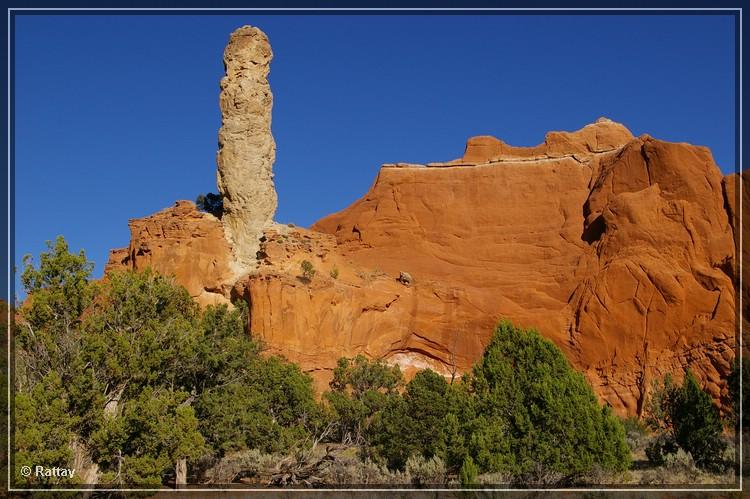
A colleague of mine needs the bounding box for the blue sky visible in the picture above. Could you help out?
[12,13,736,300]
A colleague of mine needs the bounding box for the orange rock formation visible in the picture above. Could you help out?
[108,119,739,416]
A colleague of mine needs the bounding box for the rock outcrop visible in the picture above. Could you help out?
[215,25,277,273]
[108,117,739,416]
[102,28,741,414]
[310,120,737,414]
[106,201,234,307]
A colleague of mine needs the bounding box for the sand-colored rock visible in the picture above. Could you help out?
[216,25,277,273]
[106,201,234,307]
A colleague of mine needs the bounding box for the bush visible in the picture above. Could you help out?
[467,321,631,481]
[195,193,223,218]
[622,416,649,453]
[15,237,324,487]
[300,260,316,281]
[645,433,679,467]
[644,374,680,433]
[404,455,447,486]
[328,457,407,485]
[200,449,278,484]
[672,371,726,472]
[330,267,339,279]
[459,456,479,487]
[324,355,403,447]
[372,369,458,469]
[645,370,726,472]
[663,448,696,472]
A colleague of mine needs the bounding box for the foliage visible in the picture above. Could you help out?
[372,369,469,470]
[459,456,479,487]
[324,355,402,447]
[360,321,630,484]
[195,192,223,218]
[644,374,680,433]
[82,269,199,408]
[196,355,321,455]
[14,236,321,487]
[329,267,339,279]
[466,321,630,480]
[93,388,207,487]
[17,236,94,389]
[644,370,727,472]
[301,260,316,281]
[14,372,77,486]
[645,433,679,467]
[672,371,726,472]
[621,416,649,453]
[404,455,447,486]
[201,448,279,484]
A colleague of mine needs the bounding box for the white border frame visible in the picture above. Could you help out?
[5,6,744,494]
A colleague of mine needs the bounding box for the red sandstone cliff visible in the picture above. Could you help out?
[107,119,740,416]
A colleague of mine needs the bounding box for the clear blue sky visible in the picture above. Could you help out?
[12,13,736,300]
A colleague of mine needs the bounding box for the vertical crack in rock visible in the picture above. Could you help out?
[216,25,277,273]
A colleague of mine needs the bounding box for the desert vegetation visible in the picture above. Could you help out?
[12,237,741,488]
[195,192,223,218]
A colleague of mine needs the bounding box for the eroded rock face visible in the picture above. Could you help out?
[107,119,739,415]
[216,25,277,272]
[106,201,234,307]
[310,120,737,414]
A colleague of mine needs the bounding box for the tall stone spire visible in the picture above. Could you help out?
[216,25,277,272]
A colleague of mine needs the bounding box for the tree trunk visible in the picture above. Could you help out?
[175,458,187,488]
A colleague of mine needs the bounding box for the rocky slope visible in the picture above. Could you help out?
[108,118,739,416]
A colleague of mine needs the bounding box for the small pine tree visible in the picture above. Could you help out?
[459,455,479,487]
[468,321,631,480]
[672,371,726,472]
[645,370,727,472]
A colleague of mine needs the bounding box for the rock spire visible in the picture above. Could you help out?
[216,25,277,272]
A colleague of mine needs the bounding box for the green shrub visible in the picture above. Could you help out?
[644,374,680,433]
[15,236,323,487]
[672,371,726,472]
[645,433,679,466]
[301,260,316,281]
[459,456,479,487]
[467,321,631,481]
[372,369,454,469]
[324,355,403,447]
[645,370,726,472]
[195,193,223,218]
[622,416,649,453]
[330,267,339,279]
